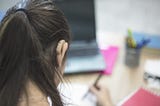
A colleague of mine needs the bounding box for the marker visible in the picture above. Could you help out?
[127,29,136,48]
[82,73,103,99]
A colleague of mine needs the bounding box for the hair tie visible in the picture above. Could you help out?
[16,8,27,14]
[15,8,29,19]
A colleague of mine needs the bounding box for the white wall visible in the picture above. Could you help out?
[1,0,160,35]
[95,0,160,35]
[0,0,20,10]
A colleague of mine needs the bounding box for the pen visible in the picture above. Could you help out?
[82,73,103,99]
[136,38,150,49]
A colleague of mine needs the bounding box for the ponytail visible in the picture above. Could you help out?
[0,7,64,106]
[0,10,38,106]
[0,1,70,106]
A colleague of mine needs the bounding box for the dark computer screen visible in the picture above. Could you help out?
[55,0,96,42]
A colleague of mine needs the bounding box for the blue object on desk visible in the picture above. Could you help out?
[136,38,150,49]
[0,11,5,22]
[133,32,160,49]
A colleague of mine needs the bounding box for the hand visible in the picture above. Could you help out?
[90,85,113,106]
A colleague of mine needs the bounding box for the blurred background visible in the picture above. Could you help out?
[0,0,160,35]
[0,0,160,105]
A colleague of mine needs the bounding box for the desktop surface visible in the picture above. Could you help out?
[64,33,160,105]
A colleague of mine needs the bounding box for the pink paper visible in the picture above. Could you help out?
[100,46,119,75]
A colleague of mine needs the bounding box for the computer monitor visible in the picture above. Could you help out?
[55,0,96,42]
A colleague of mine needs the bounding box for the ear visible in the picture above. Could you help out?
[56,40,68,67]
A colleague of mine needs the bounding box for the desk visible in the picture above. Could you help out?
[64,32,160,105]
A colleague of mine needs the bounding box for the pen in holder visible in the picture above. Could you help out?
[125,29,150,68]
[125,44,141,68]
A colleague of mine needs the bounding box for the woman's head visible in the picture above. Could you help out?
[0,0,71,106]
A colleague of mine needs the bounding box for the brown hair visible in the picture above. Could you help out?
[0,0,71,106]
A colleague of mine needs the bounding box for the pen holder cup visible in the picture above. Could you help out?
[125,46,141,68]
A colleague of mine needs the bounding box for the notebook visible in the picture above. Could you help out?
[100,46,119,75]
[121,88,160,106]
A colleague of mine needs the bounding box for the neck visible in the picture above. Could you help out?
[18,80,48,106]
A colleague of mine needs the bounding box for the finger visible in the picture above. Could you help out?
[90,86,99,96]
[93,84,104,90]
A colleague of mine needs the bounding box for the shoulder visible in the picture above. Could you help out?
[18,96,50,106]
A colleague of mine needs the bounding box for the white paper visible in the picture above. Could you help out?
[58,83,97,106]
[144,60,160,77]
